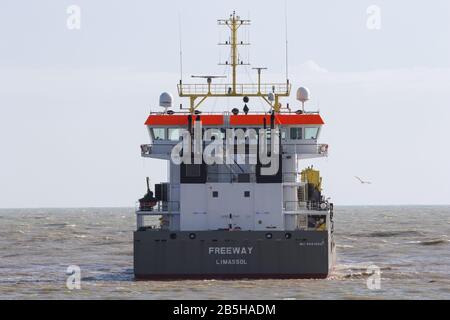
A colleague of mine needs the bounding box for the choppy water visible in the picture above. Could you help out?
[0,206,449,299]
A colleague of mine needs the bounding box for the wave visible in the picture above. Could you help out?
[336,244,354,248]
[44,223,76,228]
[406,236,449,246]
[350,230,425,238]
[330,263,424,281]
[418,239,449,246]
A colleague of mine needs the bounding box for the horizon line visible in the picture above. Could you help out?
[1,204,450,210]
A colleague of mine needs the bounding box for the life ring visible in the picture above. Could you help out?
[320,144,328,153]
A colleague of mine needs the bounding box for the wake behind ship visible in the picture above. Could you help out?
[134,12,336,279]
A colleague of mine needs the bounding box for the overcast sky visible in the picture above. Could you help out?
[1,0,449,207]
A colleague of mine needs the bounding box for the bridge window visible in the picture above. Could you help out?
[290,127,302,140]
[168,128,181,141]
[304,127,319,140]
[152,128,166,140]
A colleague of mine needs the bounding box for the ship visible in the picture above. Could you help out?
[134,12,335,279]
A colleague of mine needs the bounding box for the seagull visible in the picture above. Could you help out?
[355,176,372,184]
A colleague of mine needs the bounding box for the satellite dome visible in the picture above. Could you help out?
[159,92,173,109]
[296,87,310,103]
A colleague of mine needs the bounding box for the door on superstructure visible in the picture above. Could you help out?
[206,183,255,231]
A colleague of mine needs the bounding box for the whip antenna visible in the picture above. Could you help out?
[178,13,184,83]
[285,0,289,81]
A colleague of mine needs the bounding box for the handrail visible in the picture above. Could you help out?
[141,142,325,147]
[135,201,180,213]
[147,110,321,116]
[141,142,328,157]
[283,201,329,212]
[178,83,290,96]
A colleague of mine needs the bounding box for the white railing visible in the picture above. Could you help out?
[141,142,328,158]
[281,143,328,156]
[135,201,180,230]
[178,83,290,96]
[284,212,329,231]
[135,201,180,213]
[283,200,329,212]
[283,201,332,231]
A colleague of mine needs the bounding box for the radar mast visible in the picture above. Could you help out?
[177,11,291,113]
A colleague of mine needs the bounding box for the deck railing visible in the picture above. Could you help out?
[141,142,328,158]
[135,201,180,230]
[283,201,330,212]
[135,201,180,213]
[177,83,290,96]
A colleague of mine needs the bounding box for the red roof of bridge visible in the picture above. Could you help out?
[145,114,324,126]
[229,114,324,126]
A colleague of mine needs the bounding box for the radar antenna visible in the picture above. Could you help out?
[191,75,227,95]
[191,75,227,81]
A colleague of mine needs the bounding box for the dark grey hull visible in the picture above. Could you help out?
[134,230,335,280]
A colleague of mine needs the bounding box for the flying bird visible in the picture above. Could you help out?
[355,176,372,184]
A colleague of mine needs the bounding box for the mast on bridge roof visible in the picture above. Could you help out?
[178,11,291,113]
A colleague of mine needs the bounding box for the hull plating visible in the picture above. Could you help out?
[134,230,335,280]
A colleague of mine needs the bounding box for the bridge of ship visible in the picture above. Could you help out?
[141,111,328,160]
